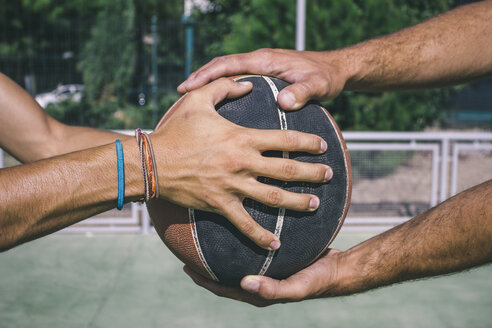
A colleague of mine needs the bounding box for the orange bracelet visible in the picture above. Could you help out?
[135,128,159,202]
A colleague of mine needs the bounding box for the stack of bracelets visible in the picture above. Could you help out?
[135,128,159,202]
[114,129,159,210]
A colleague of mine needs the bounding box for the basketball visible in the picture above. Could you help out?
[147,75,352,285]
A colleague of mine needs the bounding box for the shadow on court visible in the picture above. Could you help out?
[1,233,491,328]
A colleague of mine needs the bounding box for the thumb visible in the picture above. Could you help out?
[240,275,308,301]
[277,75,339,110]
[277,80,320,111]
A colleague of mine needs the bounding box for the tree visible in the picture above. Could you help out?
[78,0,136,105]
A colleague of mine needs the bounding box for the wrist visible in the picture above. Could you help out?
[333,43,372,92]
[331,249,366,295]
[333,241,381,296]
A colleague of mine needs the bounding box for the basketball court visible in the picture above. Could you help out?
[1,232,491,328]
[1,1,492,327]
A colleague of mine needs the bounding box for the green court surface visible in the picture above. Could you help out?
[1,233,491,328]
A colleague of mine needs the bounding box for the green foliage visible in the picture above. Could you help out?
[45,98,128,129]
[78,0,136,105]
[329,89,453,131]
[44,91,181,130]
[1,0,463,131]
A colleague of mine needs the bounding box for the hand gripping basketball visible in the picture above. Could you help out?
[178,48,348,110]
[149,76,351,285]
[149,78,333,251]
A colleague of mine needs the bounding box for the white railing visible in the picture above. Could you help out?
[1,131,491,233]
[341,131,492,231]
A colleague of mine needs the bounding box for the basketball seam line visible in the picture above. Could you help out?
[188,208,219,281]
[257,76,287,277]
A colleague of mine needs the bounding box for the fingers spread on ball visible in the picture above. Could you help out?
[178,52,263,93]
[192,78,253,105]
[239,181,320,212]
[253,130,327,154]
[221,202,281,251]
[252,157,332,183]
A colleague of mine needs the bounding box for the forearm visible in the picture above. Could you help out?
[0,137,143,251]
[0,72,123,163]
[336,180,492,295]
[50,124,122,159]
[341,1,492,91]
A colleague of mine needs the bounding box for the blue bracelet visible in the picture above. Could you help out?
[116,139,125,210]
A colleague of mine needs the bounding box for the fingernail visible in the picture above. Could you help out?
[280,90,296,108]
[320,139,327,152]
[178,81,185,90]
[239,81,252,87]
[309,197,319,210]
[325,168,333,181]
[242,277,260,293]
[269,240,281,250]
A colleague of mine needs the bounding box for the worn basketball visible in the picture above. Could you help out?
[147,76,352,285]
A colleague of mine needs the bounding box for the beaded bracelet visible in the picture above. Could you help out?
[135,128,159,202]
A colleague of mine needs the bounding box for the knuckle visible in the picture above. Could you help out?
[205,195,221,211]
[316,74,330,90]
[254,48,275,74]
[283,131,299,149]
[222,154,245,172]
[239,219,256,236]
[215,55,229,63]
[263,282,280,300]
[254,48,272,55]
[193,69,207,81]
[295,81,312,97]
[282,162,297,180]
[266,188,282,206]
[256,231,271,246]
[230,129,256,152]
[232,130,254,148]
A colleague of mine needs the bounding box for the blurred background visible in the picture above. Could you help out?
[1,0,490,131]
[1,1,491,327]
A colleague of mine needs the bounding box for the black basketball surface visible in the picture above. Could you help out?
[147,75,352,285]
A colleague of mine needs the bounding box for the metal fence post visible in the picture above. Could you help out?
[141,204,150,234]
[151,16,159,127]
[439,137,450,202]
[296,0,306,51]
[431,146,440,207]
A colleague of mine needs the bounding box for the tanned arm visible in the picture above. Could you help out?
[0,73,119,163]
[346,0,492,91]
[184,180,492,306]
[178,1,492,110]
[336,180,492,294]
[0,138,142,251]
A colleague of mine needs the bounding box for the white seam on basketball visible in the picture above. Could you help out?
[258,76,288,276]
[188,209,219,281]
